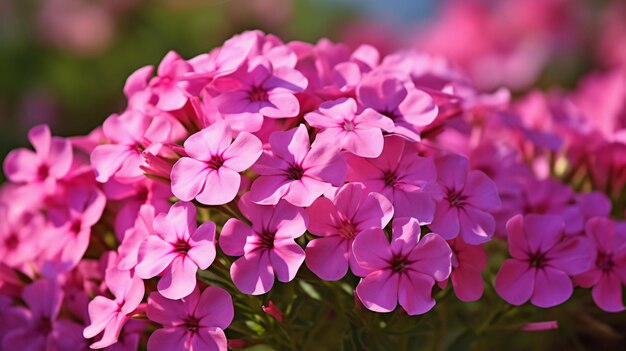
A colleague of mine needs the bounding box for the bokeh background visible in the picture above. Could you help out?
[0,0,624,161]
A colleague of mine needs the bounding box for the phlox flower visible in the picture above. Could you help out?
[135,202,217,299]
[211,55,307,133]
[43,186,106,275]
[83,268,145,349]
[573,217,626,312]
[430,154,501,244]
[495,214,592,308]
[90,110,172,183]
[2,279,86,351]
[0,204,45,268]
[304,97,394,158]
[150,51,194,111]
[249,124,347,207]
[3,124,73,193]
[346,136,440,222]
[356,74,438,141]
[171,121,262,205]
[116,204,155,271]
[219,195,308,295]
[146,286,234,351]
[352,218,452,315]
[305,183,393,280]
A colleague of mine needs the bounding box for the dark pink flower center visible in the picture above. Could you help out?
[383,170,398,186]
[70,220,82,234]
[258,229,276,249]
[286,164,304,181]
[249,86,268,102]
[528,251,547,268]
[388,253,412,273]
[338,220,357,240]
[596,252,614,271]
[446,189,467,208]
[182,316,201,333]
[173,240,191,254]
[36,317,53,335]
[37,164,49,180]
[4,233,19,250]
[208,155,225,170]
[379,109,400,121]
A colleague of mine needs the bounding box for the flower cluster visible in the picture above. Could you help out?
[1,30,625,350]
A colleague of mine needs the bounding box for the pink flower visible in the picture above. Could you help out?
[150,51,194,111]
[448,238,486,302]
[2,279,86,351]
[356,75,438,141]
[346,136,440,222]
[219,196,307,295]
[495,214,592,308]
[3,124,72,192]
[352,218,452,315]
[211,56,307,132]
[0,204,45,267]
[91,111,172,183]
[305,183,393,280]
[573,217,626,312]
[116,204,155,271]
[135,202,217,299]
[249,124,347,207]
[83,268,145,349]
[171,121,263,205]
[304,97,394,158]
[146,286,234,351]
[429,155,501,244]
[43,186,106,275]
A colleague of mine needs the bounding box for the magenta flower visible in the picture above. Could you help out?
[171,121,263,205]
[219,196,308,295]
[91,111,172,183]
[2,279,86,351]
[135,202,217,299]
[83,268,145,349]
[574,217,626,312]
[305,183,393,280]
[150,51,194,111]
[146,286,234,351]
[429,154,501,244]
[356,75,438,141]
[249,124,347,207]
[352,218,452,315]
[346,136,440,222]
[3,124,72,192]
[448,238,486,302]
[495,214,592,308]
[44,186,106,275]
[304,97,394,158]
[212,56,307,132]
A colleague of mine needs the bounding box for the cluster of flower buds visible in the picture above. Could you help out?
[1,30,624,350]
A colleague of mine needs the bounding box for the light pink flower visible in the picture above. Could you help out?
[429,154,500,244]
[219,195,307,295]
[352,218,452,315]
[135,202,217,299]
[249,124,347,207]
[304,97,394,158]
[573,217,626,312]
[3,279,86,351]
[3,124,72,192]
[146,286,234,351]
[83,268,145,349]
[171,121,262,205]
[0,204,45,267]
[495,214,592,308]
[91,110,172,183]
[356,74,438,141]
[211,56,307,132]
[346,136,440,222]
[150,51,194,111]
[305,183,393,280]
[43,186,106,275]
[448,238,486,302]
[116,204,155,271]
